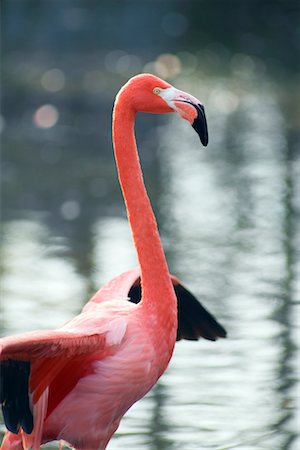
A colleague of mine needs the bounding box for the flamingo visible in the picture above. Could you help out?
[0,73,226,450]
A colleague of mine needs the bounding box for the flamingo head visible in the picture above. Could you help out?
[125,73,208,146]
[152,80,209,147]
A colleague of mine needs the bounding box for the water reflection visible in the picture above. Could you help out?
[92,217,137,286]
[158,75,299,449]
[0,219,86,335]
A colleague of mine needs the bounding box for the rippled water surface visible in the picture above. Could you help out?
[1,2,299,449]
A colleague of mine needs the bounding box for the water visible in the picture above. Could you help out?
[1,2,299,449]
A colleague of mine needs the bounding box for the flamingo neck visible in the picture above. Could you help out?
[112,93,175,314]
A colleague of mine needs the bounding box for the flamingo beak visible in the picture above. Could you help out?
[157,87,209,146]
[188,102,209,147]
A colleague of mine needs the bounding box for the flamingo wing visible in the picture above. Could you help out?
[86,267,226,340]
[84,267,141,311]
[0,327,119,437]
[171,280,227,341]
[127,276,227,341]
[0,330,107,361]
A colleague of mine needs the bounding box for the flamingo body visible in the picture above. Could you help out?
[1,269,174,449]
[1,74,225,449]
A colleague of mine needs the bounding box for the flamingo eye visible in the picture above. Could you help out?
[153,87,162,95]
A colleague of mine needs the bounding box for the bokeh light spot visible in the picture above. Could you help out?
[230,53,256,78]
[33,105,59,129]
[105,50,127,73]
[105,51,142,75]
[144,54,181,79]
[177,51,198,74]
[209,88,240,113]
[60,200,80,220]
[41,68,66,92]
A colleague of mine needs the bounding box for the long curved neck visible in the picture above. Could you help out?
[112,92,174,308]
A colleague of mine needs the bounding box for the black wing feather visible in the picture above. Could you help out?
[128,278,226,341]
[0,360,33,434]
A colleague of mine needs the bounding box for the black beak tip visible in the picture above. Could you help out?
[192,104,209,147]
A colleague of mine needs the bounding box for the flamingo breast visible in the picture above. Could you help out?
[42,311,163,449]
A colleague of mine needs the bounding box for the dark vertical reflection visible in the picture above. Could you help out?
[61,216,96,303]
[274,94,299,450]
[147,384,173,450]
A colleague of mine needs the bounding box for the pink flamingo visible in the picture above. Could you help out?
[0,74,226,450]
